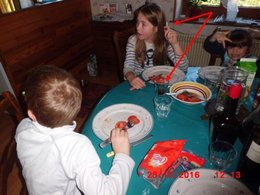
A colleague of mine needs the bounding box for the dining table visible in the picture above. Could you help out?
[81,67,246,195]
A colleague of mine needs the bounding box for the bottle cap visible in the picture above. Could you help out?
[229,83,242,99]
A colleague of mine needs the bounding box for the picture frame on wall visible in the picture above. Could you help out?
[99,3,118,14]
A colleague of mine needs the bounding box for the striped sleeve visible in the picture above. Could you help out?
[123,35,137,76]
[167,45,189,71]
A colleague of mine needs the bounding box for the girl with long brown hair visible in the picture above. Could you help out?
[124,3,189,90]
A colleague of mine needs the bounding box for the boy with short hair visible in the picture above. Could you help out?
[15,65,134,195]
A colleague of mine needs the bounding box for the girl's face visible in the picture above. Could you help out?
[227,46,249,61]
[136,13,158,43]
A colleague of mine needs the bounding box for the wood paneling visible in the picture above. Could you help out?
[91,21,134,73]
[0,0,94,105]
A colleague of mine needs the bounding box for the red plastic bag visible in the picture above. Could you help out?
[138,140,186,189]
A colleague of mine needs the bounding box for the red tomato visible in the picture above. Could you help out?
[149,74,165,84]
[128,115,140,124]
[177,92,200,102]
[115,121,127,129]
[177,94,187,101]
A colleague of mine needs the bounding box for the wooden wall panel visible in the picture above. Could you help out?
[0,0,94,105]
[91,21,134,72]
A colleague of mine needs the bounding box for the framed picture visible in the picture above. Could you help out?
[109,3,118,13]
[99,3,110,14]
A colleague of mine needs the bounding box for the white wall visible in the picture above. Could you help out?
[90,0,175,21]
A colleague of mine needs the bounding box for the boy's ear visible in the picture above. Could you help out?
[28,110,37,121]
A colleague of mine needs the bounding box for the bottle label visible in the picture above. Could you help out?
[246,141,260,163]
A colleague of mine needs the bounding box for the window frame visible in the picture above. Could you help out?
[182,0,260,20]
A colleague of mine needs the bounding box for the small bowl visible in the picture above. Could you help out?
[169,81,212,105]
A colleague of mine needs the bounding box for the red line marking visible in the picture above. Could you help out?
[166,12,213,82]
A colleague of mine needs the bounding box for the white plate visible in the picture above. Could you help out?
[168,168,254,195]
[92,104,153,143]
[142,66,185,85]
[198,66,225,83]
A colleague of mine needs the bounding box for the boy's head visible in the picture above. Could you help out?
[226,29,252,61]
[25,65,82,128]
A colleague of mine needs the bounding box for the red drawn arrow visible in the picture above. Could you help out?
[166,11,213,81]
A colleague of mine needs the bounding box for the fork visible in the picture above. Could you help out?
[99,121,135,149]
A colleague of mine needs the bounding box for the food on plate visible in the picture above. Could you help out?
[114,115,140,129]
[115,121,127,129]
[128,115,140,125]
[176,91,201,102]
[148,74,165,83]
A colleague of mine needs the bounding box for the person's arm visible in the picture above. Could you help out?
[69,136,135,195]
[164,26,189,71]
[123,35,145,90]
[203,29,230,57]
[167,45,189,71]
[123,36,136,78]
[204,36,226,56]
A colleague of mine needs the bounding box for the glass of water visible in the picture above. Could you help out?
[154,95,172,118]
[209,140,237,171]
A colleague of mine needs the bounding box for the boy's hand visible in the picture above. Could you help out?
[111,128,130,156]
[210,30,232,48]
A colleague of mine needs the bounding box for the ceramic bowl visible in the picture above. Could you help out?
[169,81,212,105]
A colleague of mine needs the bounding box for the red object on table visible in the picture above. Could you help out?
[138,140,186,180]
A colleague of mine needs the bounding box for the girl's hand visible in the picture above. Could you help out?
[164,26,178,45]
[129,76,146,90]
[210,29,232,48]
[111,128,130,156]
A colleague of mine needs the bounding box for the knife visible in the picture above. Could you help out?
[106,134,153,158]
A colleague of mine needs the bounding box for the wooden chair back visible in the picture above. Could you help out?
[113,27,135,82]
[208,54,222,66]
[0,91,27,195]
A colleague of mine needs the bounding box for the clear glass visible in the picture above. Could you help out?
[204,71,222,99]
[154,80,169,96]
[209,140,237,171]
[215,68,248,113]
[154,95,172,118]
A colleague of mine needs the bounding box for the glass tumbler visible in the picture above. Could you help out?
[215,68,248,113]
[154,80,169,96]
[154,95,172,118]
[209,140,237,171]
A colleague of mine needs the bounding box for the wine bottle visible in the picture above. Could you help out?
[237,109,260,194]
[210,83,242,144]
[239,102,260,144]
[253,84,260,110]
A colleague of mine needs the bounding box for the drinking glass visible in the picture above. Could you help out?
[215,68,248,113]
[154,80,169,96]
[204,72,222,99]
[209,140,237,171]
[154,95,172,118]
